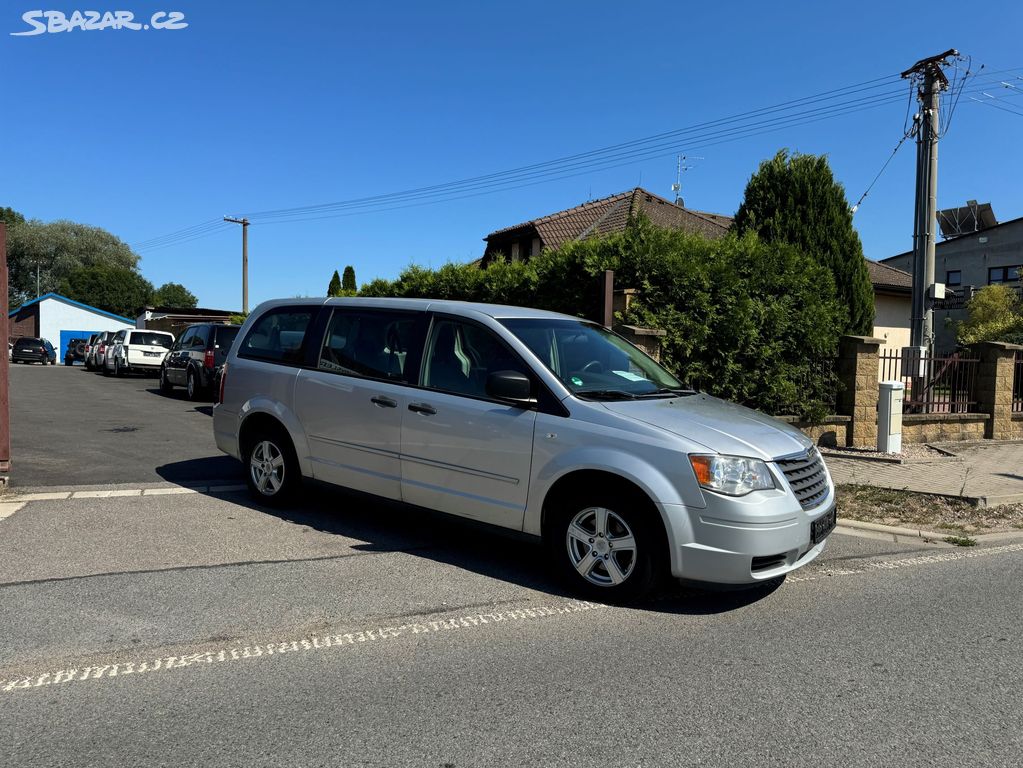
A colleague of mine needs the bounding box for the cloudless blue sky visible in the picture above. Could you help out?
[3,0,1022,310]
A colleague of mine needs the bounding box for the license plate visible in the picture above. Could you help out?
[811,508,837,544]
[144,351,162,357]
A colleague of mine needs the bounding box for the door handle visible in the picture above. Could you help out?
[408,402,437,415]
[370,395,398,409]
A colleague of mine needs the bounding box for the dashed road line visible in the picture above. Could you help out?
[6,484,246,502]
[788,541,1023,582]
[1,600,605,695]
[0,502,25,522]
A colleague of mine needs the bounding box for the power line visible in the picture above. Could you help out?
[132,67,1023,251]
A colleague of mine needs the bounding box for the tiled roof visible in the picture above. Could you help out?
[484,187,732,251]
[865,260,912,291]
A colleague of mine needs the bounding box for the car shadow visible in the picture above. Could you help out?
[156,458,783,615]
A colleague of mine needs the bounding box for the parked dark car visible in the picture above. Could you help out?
[63,337,88,366]
[160,323,241,400]
[12,337,56,365]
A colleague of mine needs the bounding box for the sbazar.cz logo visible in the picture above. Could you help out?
[11,9,188,35]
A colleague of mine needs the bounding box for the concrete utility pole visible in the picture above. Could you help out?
[902,49,957,352]
[224,217,249,314]
[1,223,11,485]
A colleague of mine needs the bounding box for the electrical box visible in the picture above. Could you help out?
[877,381,905,453]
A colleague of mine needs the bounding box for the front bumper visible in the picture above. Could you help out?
[659,484,836,584]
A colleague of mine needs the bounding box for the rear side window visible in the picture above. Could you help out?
[214,326,240,348]
[129,332,173,347]
[192,326,210,348]
[240,308,313,364]
[318,309,419,382]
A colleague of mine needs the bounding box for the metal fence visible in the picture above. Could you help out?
[878,349,980,414]
[1014,352,1023,414]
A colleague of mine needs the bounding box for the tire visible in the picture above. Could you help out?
[545,485,662,602]
[186,368,201,401]
[159,366,174,393]
[243,425,300,506]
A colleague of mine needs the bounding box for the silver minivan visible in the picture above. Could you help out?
[214,298,836,599]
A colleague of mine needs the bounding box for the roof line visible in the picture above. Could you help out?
[8,292,135,324]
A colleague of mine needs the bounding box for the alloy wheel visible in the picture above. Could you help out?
[249,440,286,496]
[565,506,638,587]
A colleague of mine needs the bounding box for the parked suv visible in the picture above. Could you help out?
[11,337,56,365]
[160,323,240,400]
[63,337,88,366]
[214,298,835,600]
[89,330,120,371]
[104,329,174,376]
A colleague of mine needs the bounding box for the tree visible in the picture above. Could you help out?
[4,217,139,308]
[152,282,198,308]
[0,206,25,229]
[956,284,1023,345]
[342,265,357,293]
[59,264,153,318]
[732,150,874,335]
[327,270,342,297]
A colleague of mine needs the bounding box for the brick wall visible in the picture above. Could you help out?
[901,413,989,444]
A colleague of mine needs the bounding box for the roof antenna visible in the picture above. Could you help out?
[671,154,702,206]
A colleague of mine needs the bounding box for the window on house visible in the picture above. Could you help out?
[989,266,1021,284]
[946,270,961,286]
[510,243,520,263]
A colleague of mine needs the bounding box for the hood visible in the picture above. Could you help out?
[600,393,814,461]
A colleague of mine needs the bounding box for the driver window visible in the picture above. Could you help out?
[423,320,529,399]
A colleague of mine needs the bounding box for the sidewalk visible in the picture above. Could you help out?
[825,442,1023,506]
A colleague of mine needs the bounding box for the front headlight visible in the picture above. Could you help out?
[689,454,775,496]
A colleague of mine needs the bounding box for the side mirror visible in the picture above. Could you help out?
[486,370,534,404]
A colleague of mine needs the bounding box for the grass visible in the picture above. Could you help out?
[837,484,1023,535]
[943,535,978,547]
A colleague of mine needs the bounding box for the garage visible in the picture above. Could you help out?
[8,293,134,362]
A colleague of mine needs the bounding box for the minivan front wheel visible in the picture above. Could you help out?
[244,428,299,505]
[547,489,661,601]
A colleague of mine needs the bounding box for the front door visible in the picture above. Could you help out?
[400,317,536,530]
[295,307,424,501]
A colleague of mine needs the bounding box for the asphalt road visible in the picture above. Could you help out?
[2,361,1022,766]
[1,487,1021,767]
[7,363,241,488]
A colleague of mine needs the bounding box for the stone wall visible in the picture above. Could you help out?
[775,415,851,448]
[901,413,989,444]
[1008,414,1023,440]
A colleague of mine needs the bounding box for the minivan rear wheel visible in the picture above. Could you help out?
[546,488,661,601]
[244,427,300,506]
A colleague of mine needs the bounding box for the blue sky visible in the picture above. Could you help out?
[2,1,1022,311]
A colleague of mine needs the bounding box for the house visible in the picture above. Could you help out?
[136,306,239,335]
[480,187,732,265]
[7,293,135,358]
[865,260,912,351]
[880,202,1023,352]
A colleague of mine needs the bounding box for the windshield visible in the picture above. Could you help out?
[499,318,686,398]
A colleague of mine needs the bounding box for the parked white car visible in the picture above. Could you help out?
[214,298,835,600]
[104,329,175,377]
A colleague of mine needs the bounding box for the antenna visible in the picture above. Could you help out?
[671,154,703,205]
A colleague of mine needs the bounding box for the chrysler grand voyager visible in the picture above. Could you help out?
[214,298,835,599]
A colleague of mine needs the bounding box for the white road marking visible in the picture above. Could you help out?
[142,487,201,496]
[0,502,26,522]
[788,541,1023,582]
[1,600,605,695]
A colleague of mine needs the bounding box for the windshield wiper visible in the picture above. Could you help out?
[575,389,639,400]
[640,387,698,397]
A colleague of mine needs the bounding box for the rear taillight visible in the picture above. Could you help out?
[204,349,215,370]
[218,363,227,403]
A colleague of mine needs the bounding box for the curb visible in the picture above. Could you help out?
[837,517,1023,544]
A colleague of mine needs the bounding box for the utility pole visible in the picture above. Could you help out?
[224,217,249,314]
[1,222,11,485]
[902,49,957,353]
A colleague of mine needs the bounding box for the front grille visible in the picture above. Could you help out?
[777,450,829,510]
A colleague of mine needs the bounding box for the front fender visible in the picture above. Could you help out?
[524,444,705,538]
